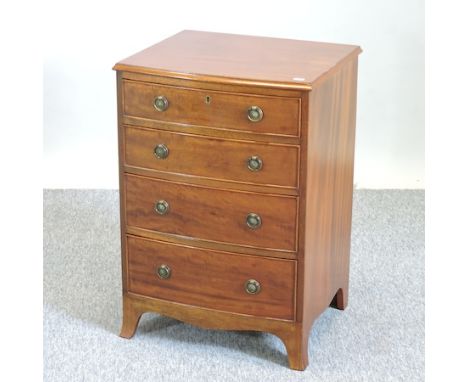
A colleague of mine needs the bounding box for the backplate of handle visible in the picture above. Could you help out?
[157,264,171,279]
[247,156,263,171]
[154,200,169,215]
[154,143,169,159]
[246,213,262,229]
[247,105,263,122]
[244,279,261,294]
[153,95,169,112]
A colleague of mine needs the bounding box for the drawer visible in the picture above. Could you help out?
[125,174,297,252]
[122,80,300,137]
[126,235,296,320]
[124,126,299,189]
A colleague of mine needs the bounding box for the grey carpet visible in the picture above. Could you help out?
[43,189,424,382]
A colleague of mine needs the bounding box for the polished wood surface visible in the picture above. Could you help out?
[126,235,296,320]
[122,80,300,136]
[116,71,129,294]
[121,71,304,97]
[114,30,361,90]
[124,163,298,196]
[125,226,297,260]
[125,173,298,252]
[124,125,299,188]
[300,58,359,328]
[120,292,309,369]
[115,31,361,371]
[122,115,300,146]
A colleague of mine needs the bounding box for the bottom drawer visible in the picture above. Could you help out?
[126,235,296,320]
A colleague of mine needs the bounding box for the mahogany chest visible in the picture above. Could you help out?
[113,30,361,370]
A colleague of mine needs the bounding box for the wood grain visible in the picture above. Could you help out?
[121,292,309,370]
[122,115,301,145]
[122,80,300,137]
[114,30,361,90]
[124,125,299,188]
[124,164,299,196]
[126,235,296,320]
[116,72,129,293]
[125,173,298,252]
[126,226,297,259]
[300,57,359,335]
[120,71,304,97]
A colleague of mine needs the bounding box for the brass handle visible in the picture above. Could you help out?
[157,264,171,279]
[153,95,169,112]
[154,200,169,215]
[247,156,263,171]
[246,213,262,229]
[247,106,263,122]
[154,144,169,159]
[245,279,261,294]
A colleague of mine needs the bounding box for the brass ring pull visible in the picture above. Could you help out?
[153,95,169,112]
[244,279,261,294]
[154,144,169,159]
[246,213,262,229]
[247,156,263,171]
[247,106,263,122]
[157,264,171,279]
[154,200,169,215]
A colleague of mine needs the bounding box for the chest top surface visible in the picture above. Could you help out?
[113,30,361,89]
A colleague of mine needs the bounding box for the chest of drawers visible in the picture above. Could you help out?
[113,30,361,370]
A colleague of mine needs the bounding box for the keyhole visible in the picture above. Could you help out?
[205,95,211,104]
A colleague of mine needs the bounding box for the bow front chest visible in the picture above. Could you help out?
[113,30,361,370]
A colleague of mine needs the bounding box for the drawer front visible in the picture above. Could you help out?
[125,126,299,188]
[122,80,300,137]
[125,174,297,252]
[127,236,296,320]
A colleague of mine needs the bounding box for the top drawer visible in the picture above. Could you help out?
[122,80,301,137]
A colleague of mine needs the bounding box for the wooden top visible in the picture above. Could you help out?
[113,30,361,90]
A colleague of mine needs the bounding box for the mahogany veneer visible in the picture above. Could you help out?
[114,30,361,370]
